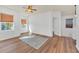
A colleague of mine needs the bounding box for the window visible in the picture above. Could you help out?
[0,13,14,30]
[66,18,73,28]
[21,19,27,28]
[1,22,13,30]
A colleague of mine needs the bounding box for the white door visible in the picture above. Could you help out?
[53,16,57,36]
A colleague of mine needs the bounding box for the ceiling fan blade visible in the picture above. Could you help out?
[31,11,33,13]
[25,9,28,12]
[32,9,37,11]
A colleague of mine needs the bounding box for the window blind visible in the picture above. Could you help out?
[21,19,27,24]
[0,13,13,22]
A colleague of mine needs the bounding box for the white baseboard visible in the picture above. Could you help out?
[0,34,20,41]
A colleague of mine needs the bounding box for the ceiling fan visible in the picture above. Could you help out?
[25,5,37,13]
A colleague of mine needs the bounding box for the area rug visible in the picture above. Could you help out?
[19,35,48,49]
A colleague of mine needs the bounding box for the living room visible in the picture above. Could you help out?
[0,5,79,53]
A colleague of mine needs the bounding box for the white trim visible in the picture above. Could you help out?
[76,44,79,51]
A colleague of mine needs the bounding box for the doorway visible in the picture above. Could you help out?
[52,16,57,36]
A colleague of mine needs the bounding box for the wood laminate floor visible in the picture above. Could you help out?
[0,35,78,53]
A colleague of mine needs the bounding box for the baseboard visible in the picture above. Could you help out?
[21,32,29,35]
[32,33,52,38]
[20,32,52,38]
[0,35,20,42]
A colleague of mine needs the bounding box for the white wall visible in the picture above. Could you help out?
[0,6,28,41]
[75,5,79,51]
[61,16,75,37]
[29,12,53,37]
[75,16,79,51]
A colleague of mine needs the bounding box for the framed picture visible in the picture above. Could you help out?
[66,18,73,28]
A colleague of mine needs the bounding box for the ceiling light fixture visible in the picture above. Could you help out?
[25,5,37,13]
[74,5,78,17]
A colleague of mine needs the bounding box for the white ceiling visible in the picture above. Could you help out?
[2,5,75,16]
[32,5,75,16]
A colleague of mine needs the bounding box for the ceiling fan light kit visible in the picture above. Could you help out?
[28,9,33,13]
